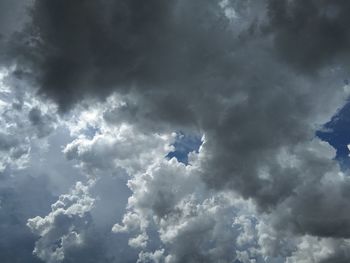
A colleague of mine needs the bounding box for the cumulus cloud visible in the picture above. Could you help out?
[113,154,245,263]
[27,181,95,263]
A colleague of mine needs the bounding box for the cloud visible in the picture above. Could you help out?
[9,0,348,210]
[0,68,59,172]
[62,97,175,177]
[0,82,347,262]
[267,0,350,73]
[0,0,32,37]
[113,155,243,262]
[27,181,95,263]
[28,107,56,138]
[0,67,90,263]
[1,1,350,262]
[0,174,53,263]
[6,0,258,111]
[57,105,256,262]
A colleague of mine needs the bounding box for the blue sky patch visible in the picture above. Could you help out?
[317,98,350,170]
[166,132,202,165]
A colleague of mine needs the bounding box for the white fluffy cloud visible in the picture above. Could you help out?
[28,181,95,263]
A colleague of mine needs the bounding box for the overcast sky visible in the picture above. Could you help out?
[1,0,350,262]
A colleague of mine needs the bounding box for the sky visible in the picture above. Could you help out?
[1,0,350,262]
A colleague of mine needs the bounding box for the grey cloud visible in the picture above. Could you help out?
[28,107,56,138]
[0,132,19,151]
[114,158,241,263]
[251,140,350,240]
[28,178,138,263]
[320,249,350,263]
[3,0,350,262]
[267,0,350,73]
[0,70,59,172]
[27,181,96,263]
[15,0,346,237]
[8,0,242,111]
[0,0,32,69]
[289,237,350,263]
[0,77,96,263]
[11,0,346,210]
[0,0,32,37]
[14,0,348,213]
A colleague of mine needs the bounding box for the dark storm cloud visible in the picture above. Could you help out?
[13,0,235,111]
[6,0,350,251]
[267,0,350,73]
[0,0,31,37]
[15,0,350,106]
[320,252,350,263]
[0,0,32,67]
